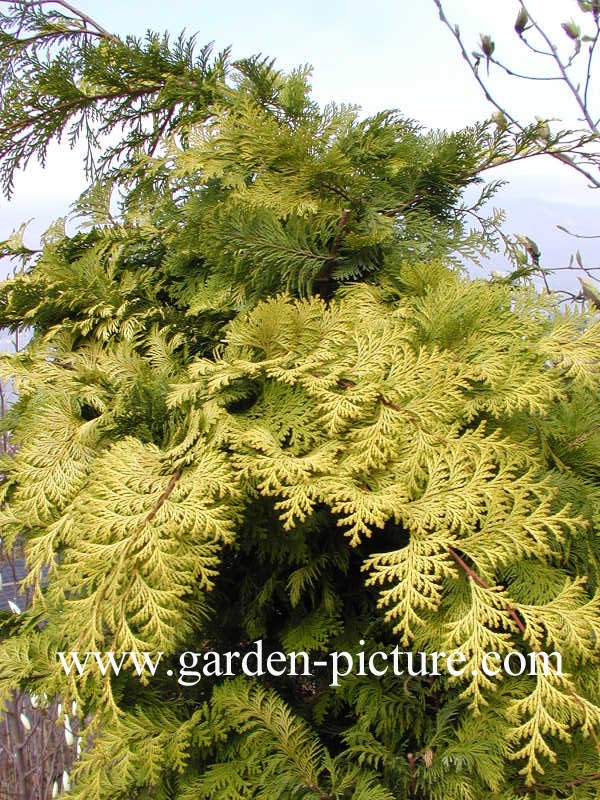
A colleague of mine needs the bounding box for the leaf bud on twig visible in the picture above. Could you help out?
[515,8,529,35]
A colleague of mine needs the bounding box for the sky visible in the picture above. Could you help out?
[0,0,598,300]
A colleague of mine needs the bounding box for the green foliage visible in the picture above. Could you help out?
[2,4,600,798]
[0,1,232,196]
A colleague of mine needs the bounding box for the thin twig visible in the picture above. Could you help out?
[447,547,526,634]
[584,20,600,108]
[0,0,118,41]
[557,224,600,240]
[432,0,519,128]
[521,1,597,131]
[488,56,561,82]
[519,771,600,794]
[73,468,183,652]
[567,424,600,449]
[432,0,600,188]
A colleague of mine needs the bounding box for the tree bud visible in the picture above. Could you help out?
[480,34,495,58]
[515,8,529,34]
[562,20,581,39]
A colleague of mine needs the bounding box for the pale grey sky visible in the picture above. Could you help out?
[0,0,597,285]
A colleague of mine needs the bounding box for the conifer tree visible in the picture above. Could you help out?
[2,3,600,798]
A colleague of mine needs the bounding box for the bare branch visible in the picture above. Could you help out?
[433,0,600,188]
[520,1,597,131]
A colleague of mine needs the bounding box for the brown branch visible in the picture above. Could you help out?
[520,771,600,793]
[567,424,600,449]
[313,208,352,298]
[75,468,182,651]
[547,152,600,189]
[333,208,351,252]
[143,470,181,525]
[320,182,353,203]
[579,712,600,753]
[448,546,527,634]
[148,105,178,156]
[566,770,600,787]
[106,467,183,652]
[2,88,152,136]
[336,377,423,426]
[1,0,118,41]
[7,27,107,51]
[304,784,333,800]
[378,194,427,218]
[449,544,600,758]
[51,0,117,41]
